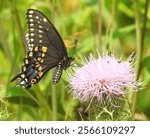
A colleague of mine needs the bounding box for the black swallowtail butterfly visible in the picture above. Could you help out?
[11,9,74,89]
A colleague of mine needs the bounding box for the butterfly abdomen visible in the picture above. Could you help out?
[52,64,62,84]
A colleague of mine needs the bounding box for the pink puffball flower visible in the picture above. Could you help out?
[69,53,141,102]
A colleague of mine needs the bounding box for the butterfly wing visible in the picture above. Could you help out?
[11,46,60,88]
[11,9,68,88]
[25,9,67,56]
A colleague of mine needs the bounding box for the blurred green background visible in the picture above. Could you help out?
[0,0,150,120]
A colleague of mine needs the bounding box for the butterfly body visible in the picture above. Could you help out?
[52,56,74,84]
[11,9,74,89]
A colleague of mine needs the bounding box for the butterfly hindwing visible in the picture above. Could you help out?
[11,45,59,88]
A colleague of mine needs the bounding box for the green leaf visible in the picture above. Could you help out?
[7,87,29,97]
[118,2,134,18]
[113,25,135,38]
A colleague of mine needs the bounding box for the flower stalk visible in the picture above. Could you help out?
[129,0,148,116]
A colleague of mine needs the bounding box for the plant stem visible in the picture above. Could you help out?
[49,0,57,121]
[10,0,25,53]
[130,0,149,118]
[52,84,57,120]
[35,86,52,120]
[98,0,102,54]
[138,0,149,78]
[104,0,115,53]
[131,1,140,116]
[0,26,13,62]
[130,0,148,117]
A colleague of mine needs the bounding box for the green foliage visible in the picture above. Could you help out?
[0,0,150,120]
[88,97,132,121]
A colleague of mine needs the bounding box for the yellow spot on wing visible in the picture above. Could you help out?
[25,59,29,64]
[39,40,43,43]
[35,64,40,68]
[22,66,26,71]
[30,19,33,22]
[39,30,43,33]
[29,52,33,57]
[29,10,33,14]
[41,53,45,57]
[39,35,42,38]
[38,66,42,71]
[30,33,34,36]
[43,18,47,22]
[36,16,39,19]
[21,74,25,78]
[30,28,34,31]
[30,23,34,27]
[30,38,34,42]
[28,15,32,18]
[42,46,47,53]
[37,57,41,61]
[34,47,38,51]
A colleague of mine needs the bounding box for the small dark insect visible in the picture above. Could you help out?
[74,39,78,46]
[11,9,74,89]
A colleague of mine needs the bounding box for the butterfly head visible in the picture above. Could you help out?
[63,56,75,70]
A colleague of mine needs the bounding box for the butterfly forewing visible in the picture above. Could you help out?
[26,9,67,56]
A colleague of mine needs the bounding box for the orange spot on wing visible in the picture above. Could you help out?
[42,46,47,53]
[38,71,43,77]
[35,61,39,65]
[31,78,37,84]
